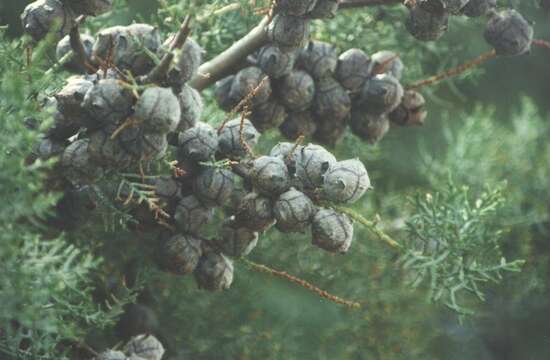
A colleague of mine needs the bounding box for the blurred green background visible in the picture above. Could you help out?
[1,0,550,359]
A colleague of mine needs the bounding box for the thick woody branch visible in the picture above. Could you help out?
[188,0,397,91]
[189,17,270,91]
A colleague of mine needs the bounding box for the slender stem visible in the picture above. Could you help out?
[239,106,255,157]
[110,117,139,140]
[242,258,362,309]
[329,205,403,250]
[406,50,497,90]
[140,15,192,85]
[406,39,550,90]
[287,135,305,162]
[69,15,96,74]
[217,76,270,133]
[45,50,73,75]
[197,3,242,22]
[533,39,550,50]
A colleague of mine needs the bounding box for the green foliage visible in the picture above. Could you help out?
[0,30,138,359]
[400,184,524,315]
[420,99,550,228]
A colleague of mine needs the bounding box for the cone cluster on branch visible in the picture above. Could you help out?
[30,21,205,187]
[212,1,533,147]
[157,137,371,291]
[23,3,374,294]
[215,39,426,146]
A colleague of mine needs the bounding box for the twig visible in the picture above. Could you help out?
[69,15,97,74]
[242,258,362,309]
[533,39,550,50]
[97,34,115,75]
[218,76,270,133]
[372,53,400,75]
[197,3,242,22]
[266,0,277,24]
[287,135,305,162]
[328,205,403,250]
[405,39,550,90]
[45,50,74,75]
[110,117,139,140]
[141,16,193,85]
[167,160,187,178]
[239,105,255,156]
[406,50,497,90]
[118,178,171,221]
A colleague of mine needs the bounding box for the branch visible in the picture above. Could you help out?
[217,75,270,133]
[406,50,497,90]
[69,15,97,74]
[140,15,192,84]
[189,17,270,90]
[533,38,550,50]
[327,204,403,250]
[406,39,550,90]
[242,258,362,309]
[189,0,400,91]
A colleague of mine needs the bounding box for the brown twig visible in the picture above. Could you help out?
[287,135,305,162]
[406,50,497,90]
[69,15,97,74]
[168,160,187,178]
[405,38,550,90]
[372,53,401,75]
[242,258,362,309]
[218,76,270,133]
[533,39,550,50]
[110,117,140,140]
[93,54,128,82]
[254,7,271,16]
[140,15,192,85]
[88,34,130,82]
[239,105,255,157]
[266,0,277,24]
